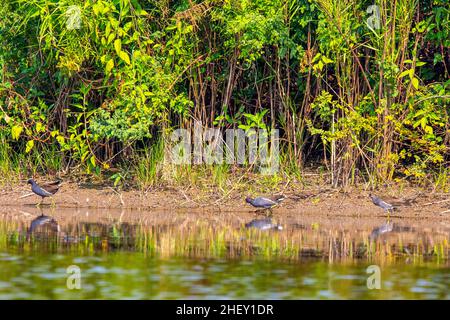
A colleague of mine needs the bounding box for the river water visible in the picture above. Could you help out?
[0,207,448,299]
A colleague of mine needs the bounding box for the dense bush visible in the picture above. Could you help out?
[0,0,449,186]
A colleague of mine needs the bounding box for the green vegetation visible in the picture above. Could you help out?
[0,0,449,190]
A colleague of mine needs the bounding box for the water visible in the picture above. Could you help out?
[0,207,448,299]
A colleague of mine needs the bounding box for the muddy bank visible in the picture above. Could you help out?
[0,181,449,219]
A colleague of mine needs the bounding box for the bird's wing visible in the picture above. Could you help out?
[259,197,278,205]
[38,187,54,196]
[43,180,62,187]
[379,199,394,209]
[41,181,61,194]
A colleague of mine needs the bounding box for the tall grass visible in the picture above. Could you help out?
[135,139,165,190]
[0,134,16,184]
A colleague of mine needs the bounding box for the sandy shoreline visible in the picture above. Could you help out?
[0,181,448,220]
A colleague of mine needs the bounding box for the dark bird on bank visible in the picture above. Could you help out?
[369,194,395,213]
[27,179,62,205]
[246,195,286,209]
[245,218,283,231]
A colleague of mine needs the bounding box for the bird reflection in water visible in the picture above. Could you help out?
[369,222,394,241]
[245,218,283,231]
[369,221,415,241]
[26,214,60,240]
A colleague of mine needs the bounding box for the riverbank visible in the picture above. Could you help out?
[0,179,449,219]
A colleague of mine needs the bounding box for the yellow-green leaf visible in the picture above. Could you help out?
[317,60,324,71]
[107,33,115,44]
[25,140,34,153]
[312,53,321,63]
[56,135,65,145]
[133,50,141,59]
[114,39,122,55]
[106,58,114,73]
[425,125,433,135]
[36,122,43,133]
[11,125,23,140]
[105,22,111,38]
[89,156,96,167]
[411,77,419,90]
[119,51,131,65]
[321,56,333,64]
[93,3,100,15]
[399,69,412,78]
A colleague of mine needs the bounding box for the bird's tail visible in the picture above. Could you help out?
[274,195,287,203]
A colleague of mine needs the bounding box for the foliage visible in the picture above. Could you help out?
[0,0,449,187]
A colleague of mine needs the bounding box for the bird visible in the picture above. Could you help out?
[245,218,283,231]
[27,179,62,205]
[369,194,395,215]
[245,195,286,214]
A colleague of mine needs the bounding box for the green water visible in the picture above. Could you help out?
[0,251,448,299]
[0,208,448,299]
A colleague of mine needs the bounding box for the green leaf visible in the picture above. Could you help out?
[119,51,131,65]
[312,53,321,63]
[411,77,419,90]
[413,119,421,128]
[317,60,324,71]
[399,69,412,78]
[56,135,65,145]
[89,156,96,167]
[137,9,148,16]
[420,117,427,129]
[106,58,114,73]
[11,125,23,140]
[25,140,34,153]
[105,22,111,38]
[93,3,100,15]
[321,56,333,64]
[114,39,122,55]
[36,122,43,133]
[81,151,90,162]
[107,33,115,44]
[114,175,121,186]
